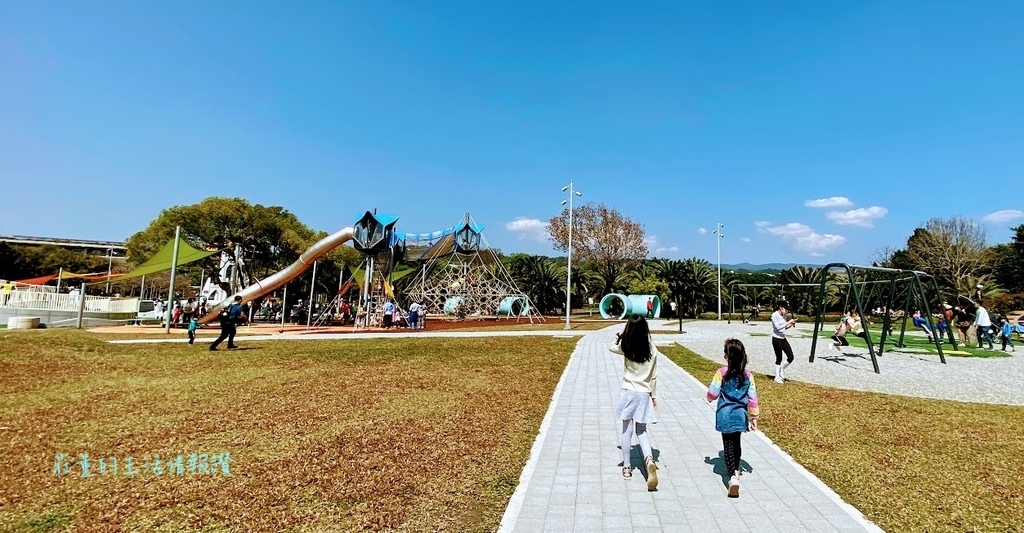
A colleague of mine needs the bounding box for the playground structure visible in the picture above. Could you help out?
[197,211,541,327]
[808,264,951,374]
[598,293,661,319]
[405,214,542,322]
[727,282,819,324]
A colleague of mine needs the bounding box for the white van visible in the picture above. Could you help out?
[135,300,164,323]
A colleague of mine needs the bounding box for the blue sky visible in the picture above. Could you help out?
[2,1,1023,265]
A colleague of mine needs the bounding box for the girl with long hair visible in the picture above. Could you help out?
[610,315,659,490]
[706,338,760,498]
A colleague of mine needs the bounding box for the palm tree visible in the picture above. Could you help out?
[678,258,716,318]
[779,265,821,315]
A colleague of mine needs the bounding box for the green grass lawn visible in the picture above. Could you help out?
[661,345,1024,533]
[0,330,575,532]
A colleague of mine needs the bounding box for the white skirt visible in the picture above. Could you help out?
[615,389,657,424]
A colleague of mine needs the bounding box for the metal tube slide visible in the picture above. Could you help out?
[198,227,355,324]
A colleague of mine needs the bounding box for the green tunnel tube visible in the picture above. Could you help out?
[599,294,661,319]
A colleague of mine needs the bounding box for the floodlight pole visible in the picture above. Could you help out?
[714,223,724,320]
[562,181,582,330]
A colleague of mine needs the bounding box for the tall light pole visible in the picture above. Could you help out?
[561,181,582,330]
[713,223,724,320]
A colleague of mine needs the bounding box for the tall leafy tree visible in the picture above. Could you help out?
[993,224,1024,294]
[778,265,821,315]
[125,197,361,299]
[903,216,996,295]
[548,202,647,297]
[675,258,716,318]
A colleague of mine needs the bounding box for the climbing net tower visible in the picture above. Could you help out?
[406,214,543,322]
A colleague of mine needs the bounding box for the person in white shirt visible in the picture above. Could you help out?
[610,315,659,490]
[974,303,994,350]
[770,300,798,384]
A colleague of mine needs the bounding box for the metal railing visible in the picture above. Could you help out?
[0,290,139,313]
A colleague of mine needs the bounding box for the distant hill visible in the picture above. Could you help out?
[721,262,824,273]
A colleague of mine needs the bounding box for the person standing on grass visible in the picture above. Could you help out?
[975,302,994,350]
[706,338,759,498]
[609,315,659,491]
[210,296,245,351]
[770,299,798,384]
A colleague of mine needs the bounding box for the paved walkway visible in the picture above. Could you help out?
[500,326,879,532]
[674,320,1024,405]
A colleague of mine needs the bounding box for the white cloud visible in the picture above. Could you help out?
[697,227,707,235]
[805,196,853,208]
[753,220,771,229]
[826,206,888,228]
[982,209,1024,224]
[505,217,549,242]
[758,222,846,255]
[655,246,679,254]
[741,237,751,243]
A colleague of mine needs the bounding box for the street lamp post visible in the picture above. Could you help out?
[713,223,724,320]
[561,181,582,330]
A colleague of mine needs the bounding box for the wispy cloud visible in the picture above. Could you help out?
[740,237,751,243]
[655,246,679,254]
[697,227,707,235]
[826,206,888,228]
[505,217,549,242]
[758,222,846,255]
[982,209,1024,224]
[753,221,771,229]
[805,196,853,208]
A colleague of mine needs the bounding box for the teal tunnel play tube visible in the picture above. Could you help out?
[443,297,463,314]
[599,294,661,319]
[498,296,529,317]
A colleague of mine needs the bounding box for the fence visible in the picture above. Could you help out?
[0,290,139,313]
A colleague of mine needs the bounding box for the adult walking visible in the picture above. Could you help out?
[210,296,246,351]
[609,316,659,490]
[975,301,994,350]
[770,299,798,384]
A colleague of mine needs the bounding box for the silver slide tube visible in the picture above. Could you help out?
[199,227,355,324]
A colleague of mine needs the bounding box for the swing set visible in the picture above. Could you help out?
[809,263,953,374]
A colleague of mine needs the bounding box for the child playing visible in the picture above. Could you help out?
[1000,318,1016,352]
[187,316,199,345]
[706,338,759,498]
[828,311,851,352]
[609,315,659,491]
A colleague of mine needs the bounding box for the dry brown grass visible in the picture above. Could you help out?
[661,344,1024,533]
[0,330,574,532]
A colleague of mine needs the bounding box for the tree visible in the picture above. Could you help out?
[903,216,995,295]
[675,258,716,318]
[993,224,1024,294]
[506,255,565,315]
[125,197,364,305]
[778,265,821,315]
[548,203,648,297]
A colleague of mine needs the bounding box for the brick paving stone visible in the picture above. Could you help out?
[500,325,881,532]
